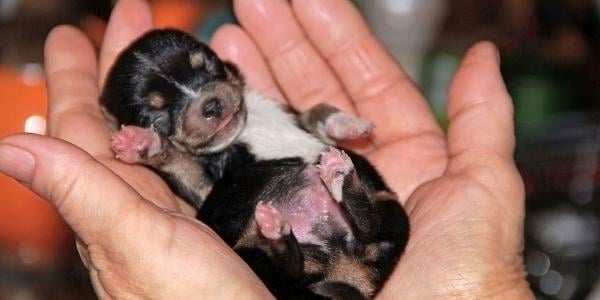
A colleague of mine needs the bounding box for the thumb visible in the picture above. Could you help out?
[0,133,156,245]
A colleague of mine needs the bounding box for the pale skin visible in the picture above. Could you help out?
[0,0,534,298]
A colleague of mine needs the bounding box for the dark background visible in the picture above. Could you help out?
[0,0,598,299]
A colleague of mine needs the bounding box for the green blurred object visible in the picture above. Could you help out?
[510,74,562,135]
[195,6,236,43]
[421,49,585,136]
[420,50,461,129]
[503,61,583,137]
[351,0,365,10]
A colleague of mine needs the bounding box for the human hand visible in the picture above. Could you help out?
[0,0,534,298]
[210,0,533,298]
[0,0,272,299]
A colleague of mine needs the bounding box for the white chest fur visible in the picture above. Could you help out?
[238,92,327,163]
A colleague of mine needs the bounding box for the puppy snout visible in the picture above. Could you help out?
[202,97,224,119]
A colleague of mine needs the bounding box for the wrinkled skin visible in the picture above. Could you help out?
[0,0,533,299]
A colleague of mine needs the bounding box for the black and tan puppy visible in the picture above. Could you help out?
[101,29,409,299]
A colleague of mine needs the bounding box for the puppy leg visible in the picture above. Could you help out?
[299,103,373,144]
[319,149,409,294]
[309,249,376,300]
[255,201,291,240]
[111,125,212,209]
[365,192,410,280]
[111,125,165,164]
[254,201,304,278]
[318,148,379,241]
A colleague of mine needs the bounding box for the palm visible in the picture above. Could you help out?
[71,153,270,298]
[24,1,274,296]
[367,135,448,201]
[365,116,526,297]
[101,159,184,212]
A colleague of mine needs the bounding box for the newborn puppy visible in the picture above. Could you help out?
[101,29,409,299]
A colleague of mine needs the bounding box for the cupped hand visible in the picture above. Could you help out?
[0,0,272,299]
[211,0,533,298]
[0,0,534,298]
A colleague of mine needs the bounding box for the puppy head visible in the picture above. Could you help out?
[162,57,247,155]
[101,29,247,154]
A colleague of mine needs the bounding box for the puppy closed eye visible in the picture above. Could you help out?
[147,92,166,109]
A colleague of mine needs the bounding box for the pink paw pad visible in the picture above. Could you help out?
[255,201,291,240]
[324,113,373,141]
[111,126,160,164]
[317,148,354,202]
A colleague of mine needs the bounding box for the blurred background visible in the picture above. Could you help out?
[0,0,598,299]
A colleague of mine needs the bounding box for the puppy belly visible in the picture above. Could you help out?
[274,165,350,246]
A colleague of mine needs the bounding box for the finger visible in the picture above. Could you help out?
[292,0,442,146]
[0,134,161,246]
[211,25,285,102]
[75,238,91,269]
[74,238,109,298]
[447,42,515,164]
[445,42,523,204]
[234,0,356,114]
[44,26,112,157]
[98,0,153,87]
[88,266,112,300]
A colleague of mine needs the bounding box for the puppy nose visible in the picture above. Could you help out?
[202,97,224,119]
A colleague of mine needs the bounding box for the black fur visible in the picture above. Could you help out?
[199,151,409,298]
[102,30,228,136]
[101,29,409,299]
[199,158,308,244]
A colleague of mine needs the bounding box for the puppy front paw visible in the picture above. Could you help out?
[111,125,162,164]
[324,112,373,141]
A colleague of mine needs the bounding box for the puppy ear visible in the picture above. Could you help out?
[223,62,245,88]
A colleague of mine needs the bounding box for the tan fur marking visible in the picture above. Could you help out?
[148,92,165,109]
[224,65,244,87]
[364,243,380,262]
[189,52,205,68]
[349,172,363,193]
[303,257,325,274]
[159,149,211,201]
[370,190,397,202]
[234,222,260,249]
[326,254,376,297]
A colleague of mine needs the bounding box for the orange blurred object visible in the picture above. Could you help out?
[0,67,71,266]
[151,0,204,31]
[0,0,206,266]
[81,15,108,49]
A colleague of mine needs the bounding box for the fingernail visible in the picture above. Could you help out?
[0,144,35,184]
